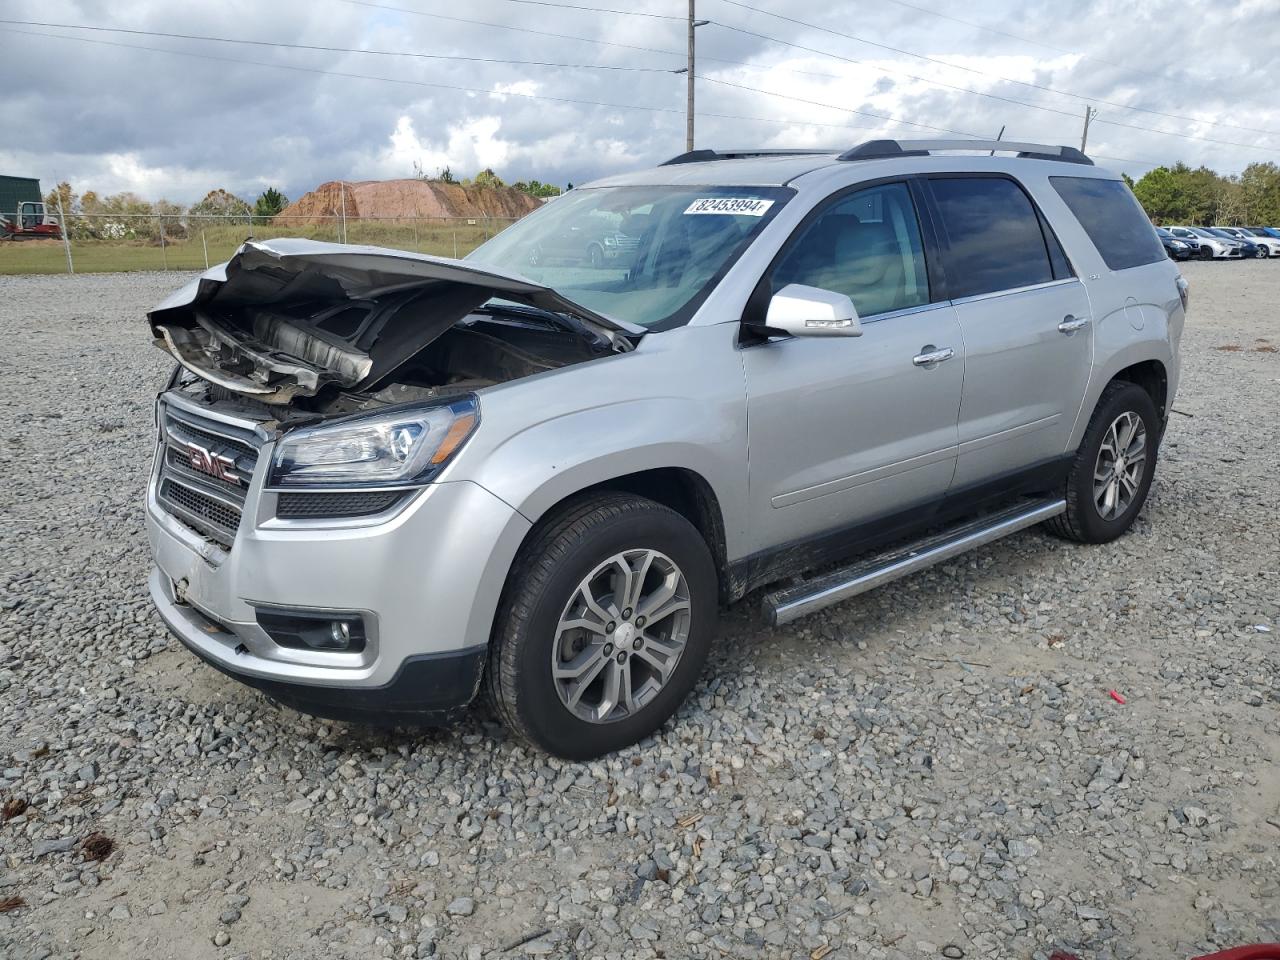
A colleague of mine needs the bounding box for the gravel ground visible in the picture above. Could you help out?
[1,261,1277,960]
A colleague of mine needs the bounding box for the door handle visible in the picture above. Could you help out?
[912,346,955,367]
[1058,314,1091,334]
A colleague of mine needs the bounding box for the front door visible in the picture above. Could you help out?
[741,181,964,560]
[924,175,1094,488]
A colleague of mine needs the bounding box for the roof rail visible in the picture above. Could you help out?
[838,139,1093,165]
[660,148,836,166]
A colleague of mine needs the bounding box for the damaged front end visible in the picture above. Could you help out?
[148,238,642,415]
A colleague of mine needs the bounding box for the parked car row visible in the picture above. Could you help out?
[1161,225,1280,260]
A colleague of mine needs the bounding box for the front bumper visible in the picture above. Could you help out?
[151,569,486,723]
[146,463,532,720]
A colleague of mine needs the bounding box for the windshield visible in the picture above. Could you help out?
[1155,227,1174,238]
[1189,228,1216,238]
[467,185,791,330]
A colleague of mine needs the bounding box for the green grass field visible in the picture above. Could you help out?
[0,219,513,275]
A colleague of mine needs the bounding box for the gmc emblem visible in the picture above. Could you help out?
[185,442,240,485]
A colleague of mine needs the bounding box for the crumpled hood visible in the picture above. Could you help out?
[147,238,641,404]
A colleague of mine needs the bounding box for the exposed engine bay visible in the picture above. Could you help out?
[147,239,641,424]
[165,305,615,424]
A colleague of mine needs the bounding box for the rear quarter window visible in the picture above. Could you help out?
[1050,176,1166,271]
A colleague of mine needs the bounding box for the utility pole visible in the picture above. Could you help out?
[53,186,73,274]
[1080,106,1097,153]
[686,0,696,152]
[339,180,348,244]
[681,2,708,152]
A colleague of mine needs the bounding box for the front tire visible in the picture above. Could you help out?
[485,493,718,759]
[1046,381,1160,544]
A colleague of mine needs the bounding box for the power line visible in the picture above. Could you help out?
[707,17,1280,155]
[336,0,1243,154]
[0,15,949,97]
[0,25,924,145]
[0,27,685,116]
[705,20,1091,123]
[336,0,690,61]
[711,0,1280,140]
[698,75,980,137]
[871,0,1170,84]
[0,24,1223,171]
[1092,155,1161,168]
[333,0,866,80]
[443,0,686,19]
[0,18,680,74]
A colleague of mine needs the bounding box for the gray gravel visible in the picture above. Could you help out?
[1,262,1278,960]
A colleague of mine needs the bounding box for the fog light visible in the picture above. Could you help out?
[256,609,367,653]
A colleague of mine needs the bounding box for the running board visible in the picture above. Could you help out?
[764,498,1066,626]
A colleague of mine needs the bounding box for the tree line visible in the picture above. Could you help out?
[1127,161,1280,226]
[52,158,1272,243]
[42,184,290,241]
[412,162,567,197]
[42,165,569,243]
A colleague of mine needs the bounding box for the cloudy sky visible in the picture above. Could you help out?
[1,0,1277,204]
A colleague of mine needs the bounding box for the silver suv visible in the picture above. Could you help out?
[144,139,1186,759]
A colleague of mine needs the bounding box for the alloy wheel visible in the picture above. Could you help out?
[551,549,691,724]
[1093,411,1147,521]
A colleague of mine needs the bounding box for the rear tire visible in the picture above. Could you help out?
[485,493,718,759]
[1046,381,1160,544]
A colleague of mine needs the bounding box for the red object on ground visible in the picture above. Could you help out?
[1108,689,1126,704]
[1050,946,1280,960]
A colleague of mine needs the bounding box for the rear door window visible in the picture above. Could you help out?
[1050,176,1166,271]
[929,177,1055,299]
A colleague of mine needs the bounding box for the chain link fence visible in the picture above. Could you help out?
[0,213,521,275]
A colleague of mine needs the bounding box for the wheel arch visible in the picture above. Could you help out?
[1070,336,1175,450]
[512,466,734,605]
[1111,359,1169,425]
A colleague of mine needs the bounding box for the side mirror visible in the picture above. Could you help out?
[762,283,862,338]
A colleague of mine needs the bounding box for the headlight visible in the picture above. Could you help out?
[269,397,479,488]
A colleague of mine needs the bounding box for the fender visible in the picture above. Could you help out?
[1066,298,1179,449]
[445,322,751,560]
[471,397,747,553]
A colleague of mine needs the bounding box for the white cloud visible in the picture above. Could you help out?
[375,114,512,179]
[491,80,539,100]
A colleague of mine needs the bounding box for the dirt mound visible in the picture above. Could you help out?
[277,179,542,223]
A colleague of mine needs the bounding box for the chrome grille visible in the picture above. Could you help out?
[155,402,263,549]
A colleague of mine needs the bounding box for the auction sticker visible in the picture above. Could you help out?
[684,197,775,216]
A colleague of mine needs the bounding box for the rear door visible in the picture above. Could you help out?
[924,175,1093,490]
[740,180,964,557]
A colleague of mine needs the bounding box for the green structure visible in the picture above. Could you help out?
[0,175,44,225]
